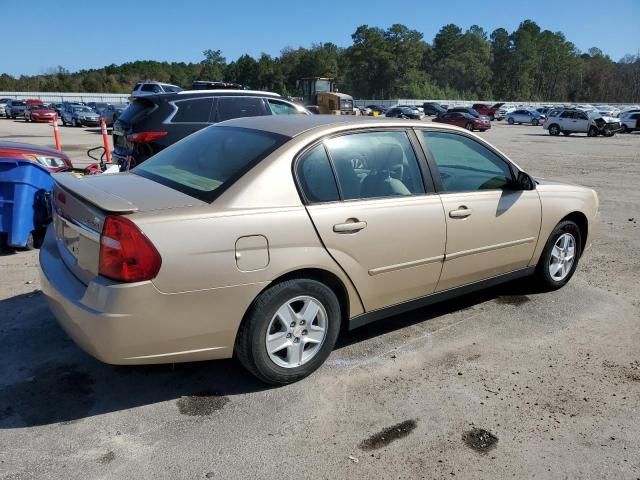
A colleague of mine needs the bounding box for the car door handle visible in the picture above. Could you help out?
[333,219,367,233]
[449,206,473,218]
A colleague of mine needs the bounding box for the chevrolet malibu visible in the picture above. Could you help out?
[40,116,599,384]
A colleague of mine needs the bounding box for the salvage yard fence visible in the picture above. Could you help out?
[1,92,638,109]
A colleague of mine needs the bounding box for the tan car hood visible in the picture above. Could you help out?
[54,172,205,213]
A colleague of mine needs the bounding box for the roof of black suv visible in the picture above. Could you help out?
[175,89,281,98]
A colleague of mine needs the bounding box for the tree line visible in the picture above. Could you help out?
[1,20,638,103]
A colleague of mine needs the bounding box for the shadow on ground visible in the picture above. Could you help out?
[0,278,541,429]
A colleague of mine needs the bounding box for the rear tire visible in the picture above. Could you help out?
[533,220,581,291]
[235,279,341,385]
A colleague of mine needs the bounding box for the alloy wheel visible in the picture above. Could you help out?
[265,295,328,369]
[548,233,576,281]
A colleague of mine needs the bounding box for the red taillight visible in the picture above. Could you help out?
[99,215,161,282]
[126,131,168,143]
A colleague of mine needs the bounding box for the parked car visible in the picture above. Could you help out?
[621,112,640,133]
[61,104,101,127]
[48,103,63,117]
[594,105,620,118]
[422,102,446,116]
[506,109,546,126]
[5,100,26,119]
[87,102,110,114]
[543,109,622,137]
[0,98,11,117]
[472,103,505,121]
[24,104,57,123]
[432,111,491,131]
[495,104,516,121]
[385,106,423,119]
[39,115,599,384]
[100,103,129,126]
[24,99,44,106]
[365,104,388,115]
[0,141,73,172]
[619,109,640,121]
[447,107,487,121]
[113,89,308,167]
[396,104,424,113]
[131,81,183,97]
[358,106,372,116]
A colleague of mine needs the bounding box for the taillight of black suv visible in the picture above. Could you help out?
[112,91,308,169]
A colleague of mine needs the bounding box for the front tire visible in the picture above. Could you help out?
[507,117,514,125]
[235,279,341,385]
[532,118,539,126]
[549,124,560,136]
[587,126,598,137]
[465,122,473,131]
[534,220,581,291]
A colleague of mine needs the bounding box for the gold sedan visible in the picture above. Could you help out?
[39,116,599,384]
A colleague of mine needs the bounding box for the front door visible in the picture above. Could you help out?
[297,130,447,311]
[419,130,542,291]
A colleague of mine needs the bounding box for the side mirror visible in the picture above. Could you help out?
[514,171,536,190]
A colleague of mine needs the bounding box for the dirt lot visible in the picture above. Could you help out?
[1,117,639,479]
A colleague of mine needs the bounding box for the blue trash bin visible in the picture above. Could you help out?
[0,158,54,249]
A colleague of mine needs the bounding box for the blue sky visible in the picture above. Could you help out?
[1,0,638,76]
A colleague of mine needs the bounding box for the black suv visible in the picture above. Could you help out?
[112,90,308,167]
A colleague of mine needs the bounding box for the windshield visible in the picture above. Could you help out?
[133,126,288,202]
[74,107,93,113]
[586,110,602,119]
[162,85,182,93]
[13,101,25,106]
[32,105,47,110]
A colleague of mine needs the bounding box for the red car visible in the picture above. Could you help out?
[24,104,56,123]
[472,103,504,121]
[433,112,491,132]
[0,141,73,173]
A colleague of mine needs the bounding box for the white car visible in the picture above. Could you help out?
[595,105,620,118]
[0,98,11,116]
[131,81,183,97]
[543,108,622,137]
[621,112,640,133]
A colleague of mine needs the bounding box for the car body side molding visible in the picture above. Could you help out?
[348,266,536,330]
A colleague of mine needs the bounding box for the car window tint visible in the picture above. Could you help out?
[576,112,588,120]
[422,131,513,192]
[560,111,573,118]
[216,97,267,122]
[296,145,339,203]
[324,131,425,200]
[268,100,300,115]
[172,98,213,123]
[141,84,156,92]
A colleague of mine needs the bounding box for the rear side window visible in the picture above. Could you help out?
[324,131,425,200]
[216,97,267,122]
[141,84,160,92]
[133,126,287,202]
[296,145,339,203]
[171,98,213,123]
[118,100,151,123]
[268,100,301,115]
[560,111,573,118]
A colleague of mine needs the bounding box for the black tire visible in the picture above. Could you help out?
[489,114,495,121]
[622,125,629,133]
[587,126,598,137]
[235,278,341,385]
[465,122,473,131]
[563,132,571,136]
[507,117,514,125]
[548,124,560,136]
[532,118,539,126]
[533,220,582,291]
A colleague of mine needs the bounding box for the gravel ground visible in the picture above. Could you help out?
[1,117,639,479]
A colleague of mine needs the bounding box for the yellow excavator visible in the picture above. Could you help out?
[298,77,356,115]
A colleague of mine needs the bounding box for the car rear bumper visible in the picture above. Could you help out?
[39,225,267,365]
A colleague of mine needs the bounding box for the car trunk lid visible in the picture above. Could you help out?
[52,172,205,285]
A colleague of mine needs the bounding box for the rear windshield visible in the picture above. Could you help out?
[118,100,150,123]
[133,126,288,202]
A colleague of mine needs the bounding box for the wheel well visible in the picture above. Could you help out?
[562,212,588,255]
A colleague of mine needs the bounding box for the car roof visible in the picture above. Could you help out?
[218,114,463,138]
[176,89,281,97]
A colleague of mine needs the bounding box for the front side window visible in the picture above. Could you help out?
[216,97,267,122]
[422,131,513,192]
[324,131,425,200]
[171,98,213,123]
[133,126,287,202]
[296,145,340,203]
[560,111,573,119]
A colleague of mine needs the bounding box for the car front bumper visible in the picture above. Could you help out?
[39,226,267,365]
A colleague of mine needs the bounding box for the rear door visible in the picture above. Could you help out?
[572,111,590,132]
[298,130,447,311]
[418,130,541,291]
